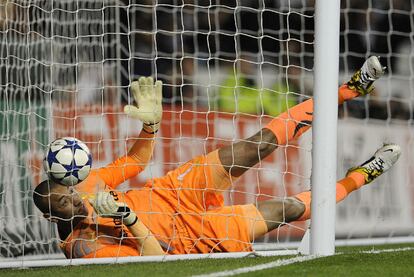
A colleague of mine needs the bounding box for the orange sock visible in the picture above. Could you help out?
[265,84,358,145]
[265,99,313,145]
[294,171,366,221]
[338,84,359,104]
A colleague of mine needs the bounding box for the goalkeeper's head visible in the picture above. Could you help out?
[33,179,88,223]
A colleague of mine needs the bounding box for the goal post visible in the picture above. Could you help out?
[310,0,341,256]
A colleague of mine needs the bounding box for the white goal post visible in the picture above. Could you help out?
[1,0,414,268]
[309,0,341,256]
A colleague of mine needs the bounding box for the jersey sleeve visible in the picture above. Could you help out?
[96,155,145,189]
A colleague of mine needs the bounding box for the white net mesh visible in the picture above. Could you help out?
[1,0,413,264]
[336,0,414,239]
[0,0,121,257]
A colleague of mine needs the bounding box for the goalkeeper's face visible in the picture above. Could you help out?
[34,180,88,222]
[48,185,88,220]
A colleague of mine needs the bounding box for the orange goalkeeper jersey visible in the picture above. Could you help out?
[61,154,252,258]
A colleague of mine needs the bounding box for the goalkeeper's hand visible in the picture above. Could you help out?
[89,192,138,227]
[124,76,163,134]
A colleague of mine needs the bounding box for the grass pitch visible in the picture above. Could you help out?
[2,244,414,276]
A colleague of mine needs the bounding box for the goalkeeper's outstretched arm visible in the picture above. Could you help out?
[126,219,165,256]
[126,76,163,167]
[96,77,163,189]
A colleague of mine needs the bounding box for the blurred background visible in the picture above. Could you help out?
[1,0,414,258]
[2,0,413,118]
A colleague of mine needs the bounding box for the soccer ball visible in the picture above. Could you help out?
[44,137,92,186]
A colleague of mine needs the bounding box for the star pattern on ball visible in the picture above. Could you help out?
[45,138,92,185]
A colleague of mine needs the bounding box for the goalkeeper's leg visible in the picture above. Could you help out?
[217,56,385,180]
[248,144,401,239]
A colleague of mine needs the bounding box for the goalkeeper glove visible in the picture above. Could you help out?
[124,76,163,134]
[89,192,138,227]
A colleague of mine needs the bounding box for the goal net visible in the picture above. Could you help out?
[0,0,413,265]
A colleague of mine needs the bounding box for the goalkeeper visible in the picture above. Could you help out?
[34,57,401,258]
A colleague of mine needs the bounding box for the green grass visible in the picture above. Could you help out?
[251,249,414,276]
[2,244,414,277]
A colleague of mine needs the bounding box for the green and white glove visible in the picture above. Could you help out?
[124,76,163,134]
[89,192,138,227]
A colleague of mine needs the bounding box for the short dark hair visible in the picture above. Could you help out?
[33,179,58,214]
